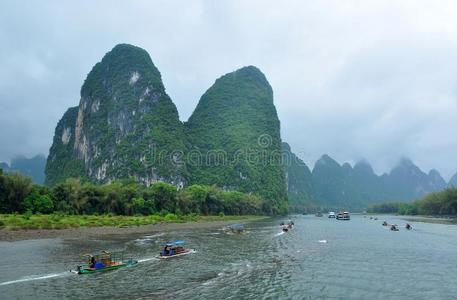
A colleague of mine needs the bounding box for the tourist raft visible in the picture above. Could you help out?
[73,251,138,275]
[160,240,194,259]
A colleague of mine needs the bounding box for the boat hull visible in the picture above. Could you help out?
[159,249,194,259]
[77,260,138,274]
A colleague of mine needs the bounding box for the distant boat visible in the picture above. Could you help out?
[336,211,350,220]
[160,240,194,259]
[328,212,336,218]
[281,220,294,232]
[227,223,245,234]
[390,224,399,231]
[315,212,323,217]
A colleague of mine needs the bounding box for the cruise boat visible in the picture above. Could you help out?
[328,212,336,218]
[336,211,350,220]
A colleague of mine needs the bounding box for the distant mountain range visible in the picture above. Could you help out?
[283,142,455,211]
[0,155,46,184]
[2,43,454,213]
[44,44,287,213]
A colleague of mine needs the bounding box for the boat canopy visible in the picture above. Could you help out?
[166,240,185,246]
[83,250,112,257]
[229,224,244,229]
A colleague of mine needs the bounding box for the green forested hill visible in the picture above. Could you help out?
[185,66,287,214]
[281,142,314,212]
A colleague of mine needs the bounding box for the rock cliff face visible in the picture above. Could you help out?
[46,44,186,186]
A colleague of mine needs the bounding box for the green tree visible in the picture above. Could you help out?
[23,191,54,213]
[3,172,33,213]
[151,182,177,212]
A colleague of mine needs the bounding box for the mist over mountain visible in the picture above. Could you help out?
[449,173,457,188]
[0,155,46,184]
[284,146,451,211]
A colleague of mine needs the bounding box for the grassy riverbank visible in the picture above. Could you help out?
[0,213,267,231]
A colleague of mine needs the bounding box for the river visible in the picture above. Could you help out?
[1,215,456,299]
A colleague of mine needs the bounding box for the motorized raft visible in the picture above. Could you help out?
[73,250,138,274]
[281,220,294,232]
[160,240,194,259]
[227,223,245,234]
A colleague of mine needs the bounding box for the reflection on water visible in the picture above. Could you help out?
[1,215,457,299]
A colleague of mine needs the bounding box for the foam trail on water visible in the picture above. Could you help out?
[318,240,327,243]
[0,272,69,286]
[138,257,160,263]
[274,231,285,237]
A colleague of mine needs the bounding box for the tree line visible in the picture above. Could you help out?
[0,169,271,216]
[367,188,457,216]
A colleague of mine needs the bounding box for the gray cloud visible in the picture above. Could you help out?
[0,0,456,179]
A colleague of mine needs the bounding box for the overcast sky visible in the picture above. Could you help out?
[1,0,457,179]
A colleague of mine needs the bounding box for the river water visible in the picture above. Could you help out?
[1,215,457,299]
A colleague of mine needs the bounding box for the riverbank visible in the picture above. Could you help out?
[365,213,457,225]
[400,215,457,225]
[0,214,267,241]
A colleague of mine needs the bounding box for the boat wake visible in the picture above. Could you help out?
[202,261,253,286]
[134,233,165,245]
[138,257,160,263]
[318,240,328,243]
[0,272,70,286]
[274,231,285,237]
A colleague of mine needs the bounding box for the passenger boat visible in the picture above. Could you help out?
[74,251,138,274]
[227,223,245,234]
[160,240,194,259]
[405,223,412,230]
[390,224,399,231]
[280,220,294,232]
[328,212,336,218]
[336,211,350,220]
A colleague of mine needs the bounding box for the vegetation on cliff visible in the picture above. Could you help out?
[46,44,186,186]
[45,45,287,214]
[185,66,287,214]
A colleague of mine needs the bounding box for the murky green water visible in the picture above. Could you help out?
[1,215,457,299]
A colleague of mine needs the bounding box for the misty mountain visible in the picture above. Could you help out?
[449,173,457,187]
[284,148,451,211]
[0,155,46,184]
